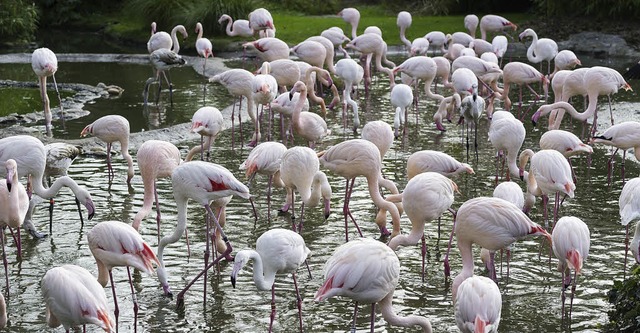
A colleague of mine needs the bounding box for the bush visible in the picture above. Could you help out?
[606,265,640,332]
[530,0,640,19]
[123,0,190,30]
[180,0,256,37]
[0,0,38,44]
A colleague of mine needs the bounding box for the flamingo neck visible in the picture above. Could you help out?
[170,27,181,53]
[132,178,156,230]
[157,195,190,293]
[240,250,275,290]
[526,33,541,62]
[388,222,424,250]
[292,85,308,126]
[452,240,475,302]
[196,24,204,40]
[379,291,432,332]
[367,174,401,235]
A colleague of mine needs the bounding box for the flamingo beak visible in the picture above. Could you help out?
[324,198,331,220]
[85,198,96,220]
[5,171,12,192]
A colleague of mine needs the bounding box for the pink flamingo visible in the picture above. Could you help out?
[0,135,95,237]
[550,50,581,79]
[256,59,300,92]
[621,177,640,275]
[186,106,223,162]
[449,32,474,47]
[195,22,213,75]
[552,216,590,319]
[451,196,551,300]
[547,68,588,130]
[289,81,330,148]
[305,36,337,74]
[218,14,253,38]
[209,68,254,148]
[519,28,558,75]
[487,111,525,183]
[291,40,326,69]
[469,38,493,56]
[44,142,83,231]
[318,139,401,240]
[346,33,395,89]
[338,7,360,39]
[131,140,181,240]
[144,24,187,105]
[301,65,337,117]
[146,24,187,53]
[87,220,159,331]
[279,146,331,231]
[335,58,364,132]
[248,8,275,35]
[460,83,486,160]
[386,172,457,281]
[231,228,310,333]
[315,237,433,332]
[250,63,278,146]
[393,56,444,112]
[454,275,502,333]
[157,161,250,306]
[361,120,394,161]
[433,93,461,132]
[390,83,413,138]
[270,90,308,144]
[501,61,548,115]
[240,141,287,222]
[81,115,134,186]
[0,159,28,292]
[31,47,63,132]
[321,27,351,58]
[464,14,479,38]
[410,37,430,56]
[243,37,289,62]
[407,150,474,179]
[519,149,575,227]
[591,121,640,184]
[539,129,593,182]
[42,264,114,332]
[479,14,517,41]
[397,11,412,49]
[425,31,447,54]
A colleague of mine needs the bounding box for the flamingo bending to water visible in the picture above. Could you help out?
[81,115,134,186]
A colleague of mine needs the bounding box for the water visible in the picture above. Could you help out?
[0,45,640,332]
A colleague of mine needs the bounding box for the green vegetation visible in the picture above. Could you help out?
[0,0,38,45]
[605,265,640,332]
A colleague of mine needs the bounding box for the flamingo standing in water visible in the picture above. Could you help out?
[315,237,433,332]
[157,161,250,306]
[231,228,310,333]
[322,27,351,58]
[406,150,474,179]
[464,14,479,38]
[195,22,213,76]
[451,197,551,301]
[501,61,548,115]
[454,275,502,333]
[550,50,581,79]
[393,56,444,113]
[44,142,83,232]
[621,177,640,276]
[519,28,558,75]
[186,106,224,162]
[361,120,394,160]
[209,68,254,148]
[488,111,525,182]
[218,14,253,38]
[0,135,95,238]
[81,115,134,186]
[289,81,330,148]
[460,83,485,160]
[539,129,593,182]
[0,159,28,292]
[386,172,457,281]
[335,58,364,132]
[346,33,396,90]
[32,47,63,133]
[397,11,412,50]
[144,24,188,105]
[42,264,115,332]
[131,140,181,241]
[551,216,590,319]
[591,121,640,185]
[318,139,401,240]
[390,83,413,138]
[250,63,278,146]
[479,14,517,40]
[240,141,287,222]
[243,37,289,62]
[87,220,160,331]
[248,8,275,36]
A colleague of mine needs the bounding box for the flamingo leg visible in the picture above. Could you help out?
[421,233,426,282]
[443,208,457,278]
[51,73,65,129]
[127,267,139,333]
[231,98,236,149]
[351,302,359,333]
[293,273,303,333]
[622,150,627,185]
[267,175,273,223]
[607,148,619,186]
[106,143,113,183]
[624,224,630,279]
[369,303,376,333]
[269,283,276,333]
[570,270,578,320]
[489,251,497,281]
[49,198,54,233]
[560,270,566,321]
[1,228,8,293]
[109,271,120,333]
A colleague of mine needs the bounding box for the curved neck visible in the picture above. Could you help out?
[373,52,395,88]
[292,85,309,125]
[388,224,423,250]
[452,240,475,302]
[399,28,411,48]
[32,175,80,199]
[246,250,276,290]
[526,33,540,62]
[196,24,204,40]
[367,174,401,235]
[157,195,189,292]
[379,291,432,332]
[132,178,156,230]
[170,27,181,53]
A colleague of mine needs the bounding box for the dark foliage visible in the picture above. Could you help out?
[606,265,640,332]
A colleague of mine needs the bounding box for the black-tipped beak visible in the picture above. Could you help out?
[289,91,294,101]
[6,182,11,193]
[230,276,236,288]
[531,120,537,126]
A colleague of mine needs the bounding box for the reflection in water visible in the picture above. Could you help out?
[0,52,639,332]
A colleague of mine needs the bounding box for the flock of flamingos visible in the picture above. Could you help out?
[2,5,640,333]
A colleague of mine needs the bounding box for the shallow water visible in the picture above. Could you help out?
[0,45,640,333]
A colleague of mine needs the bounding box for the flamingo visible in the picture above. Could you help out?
[460,83,485,160]
[591,121,640,184]
[279,146,330,232]
[501,61,548,114]
[552,216,590,319]
[451,55,503,101]
[231,228,310,333]
[335,58,364,132]
[81,115,134,186]
[256,59,300,92]
[492,35,508,65]
[218,14,253,38]
[186,106,223,162]
[532,67,632,135]
[361,120,394,161]
[194,22,213,75]
[386,172,457,281]
[305,35,337,74]
[390,83,414,138]
[479,14,517,41]
[44,142,84,231]
[346,33,395,90]
[290,40,326,69]
[397,11,412,49]
[157,161,251,305]
[539,129,593,182]
[289,81,330,148]
[550,50,581,79]
[449,32,474,47]
[338,7,360,39]
[451,67,478,98]
[146,24,187,54]
[432,92,461,132]
[451,197,551,300]
[315,237,433,332]
[547,68,589,130]
[464,14,479,38]
[209,68,254,148]
[239,141,287,222]
[0,159,28,292]
[519,28,558,75]
[410,37,430,56]
[469,38,493,56]
[454,275,502,333]
[318,139,401,240]
[621,178,640,275]
[488,111,525,182]
[321,27,351,58]
[248,8,275,35]
[424,31,447,54]
[301,65,337,117]
[0,135,95,237]
[393,56,444,110]
[407,150,474,179]
[270,90,309,144]
[243,38,289,63]
[143,48,186,105]
[87,220,160,330]
[481,51,499,64]
[131,140,181,240]
[250,63,278,146]
[31,47,63,133]
[519,149,575,227]
[41,264,115,332]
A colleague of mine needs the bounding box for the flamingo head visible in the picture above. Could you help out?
[267,21,274,29]
[191,121,206,133]
[529,224,552,244]
[518,166,525,181]
[80,124,93,137]
[474,315,488,333]
[566,249,583,274]
[504,21,518,31]
[230,250,251,288]
[5,171,12,193]
[290,81,305,100]
[97,309,115,333]
[623,82,633,92]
